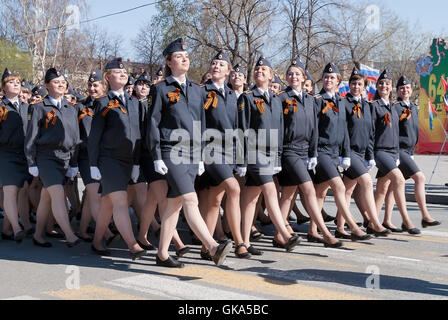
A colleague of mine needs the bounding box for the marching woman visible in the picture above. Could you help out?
[25,67,81,247]
[336,67,390,238]
[200,51,250,259]
[148,38,233,268]
[88,58,146,259]
[76,70,116,242]
[0,69,31,242]
[228,64,247,98]
[277,58,342,248]
[381,76,440,230]
[239,56,301,254]
[372,71,420,234]
[309,63,370,242]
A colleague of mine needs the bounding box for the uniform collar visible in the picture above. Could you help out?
[397,97,410,107]
[380,98,390,106]
[346,93,361,103]
[48,95,63,108]
[320,89,336,100]
[2,96,20,109]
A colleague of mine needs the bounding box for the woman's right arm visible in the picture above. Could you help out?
[24,104,42,167]
[87,99,106,167]
[147,85,163,161]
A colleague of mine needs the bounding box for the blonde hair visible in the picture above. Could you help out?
[2,75,22,90]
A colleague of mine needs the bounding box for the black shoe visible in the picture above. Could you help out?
[287,214,297,222]
[324,240,343,248]
[105,233,121,246]
[335,230,351,240]
[156,255,184,268]
[250,230,263,241]
[350,233,372,242]
[284,235,301,252]
[307,234,324,243]
[175,246,191,257]
[66,238,82,248]
[33,238,52,248]
[200,250,212,261]
[45,231,64,239]
[401,224,421,235]
[137,240,156,251]
[272,239,285,248]
[323,215,336,222]
[422,220,441,228]
[217,238,229,244]
[363,220,371,228]
[212,240,232,266]
[382,223,403,233]
[247,245,263,256]
[91,244,111,256]
[1,232,14,241]
[25,228,35,237]
[75,233,93,243]
[235,243,251,259]
[366,227,390,237]
[296,216,311,225]
[130,250,147,261]
[14,230,26,243]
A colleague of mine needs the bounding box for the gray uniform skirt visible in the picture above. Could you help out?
[375,149,399,178]
[98,157,132,196]
[344,151,368,180]
[398,149,420,180]
[140,151,165,185]
[0,148,30,188]
[314,153,341,185]
[205,163,235,187]
[162,149,198,198]
[278,149,312,186]
[36,157,69,188]
[245,151,276,187]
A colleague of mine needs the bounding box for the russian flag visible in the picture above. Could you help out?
[429,100,437,131]
[366,84,376,101]
[339,81,350,97]
[360,64,380,82]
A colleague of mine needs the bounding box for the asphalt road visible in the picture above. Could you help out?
[1,197,447,301]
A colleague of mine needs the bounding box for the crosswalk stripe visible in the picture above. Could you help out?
[43,285,146,300]
[106,274,262,300]
[162,266,371,300]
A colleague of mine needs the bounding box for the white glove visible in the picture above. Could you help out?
[396,159,400,167]
[340,157,351,170]
[365,160,376,171]
[198,161,205,176]
[131,165,140,183]
[411,155,415,160]
[66,167,79,180]
[307,157,318,170]
[154,160,168,175]
[28,166,39,177]
[273,167,282,175]
[236,167,247,177]
[90,166,102,180]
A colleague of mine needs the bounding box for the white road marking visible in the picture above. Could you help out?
[421,230,448,238]
[387,256,421,262]
[3,295,40,300]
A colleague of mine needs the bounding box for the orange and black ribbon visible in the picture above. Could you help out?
[322,101,339,114]
[101,99,127,117]
[400,109,412,121]
[0,106,8,122]
[255,99,265,114]
[352,103,361,118]
[167,88,181,104]
[284,99,298,115]
[45,110,57,128]
[78,107,94,122]
[384,113,392,127]
[204,91,218,110]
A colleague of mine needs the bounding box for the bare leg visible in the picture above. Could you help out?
[2,186,22,235]
[412,172,436,222]
[33,188,51,243]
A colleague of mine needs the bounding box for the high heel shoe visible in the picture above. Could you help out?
[66,239,82,248]
[137,240,156,251]
[156,255,184,268]
[14,230,26,243]
[175,246,191,257]
[350,233,372,242]
[335,230,351,239]
[324,239,343,248]
[382,223,403,233]
[272,239,285,248]
[212,240,233,266]
[247,245,263,256]
[401,224,421,235]
[235,243,251,259]
[284,235,301,252]
[33,238,52,248]
[422,220,441,228]
[366,227,390,237]
[130,249,147,261]
[91,244,111,256]
[200,250,212,261]
[306,234,324,243]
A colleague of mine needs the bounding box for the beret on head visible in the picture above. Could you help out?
[88,70,103,83]
[105,57,125,70]
[163,38,186,57]
[44,67,63,83]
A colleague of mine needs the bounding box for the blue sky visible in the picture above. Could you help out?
[86,0,447,61]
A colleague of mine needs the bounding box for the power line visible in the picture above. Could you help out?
[19,0,164,37]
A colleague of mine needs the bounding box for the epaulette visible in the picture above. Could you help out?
[245,91,253,95]
[199,84,206,88]
[314,94,322,100]
[30,98,43,105]
[278,90,286,95]
[369,100,378,103]
[392,101,401,105]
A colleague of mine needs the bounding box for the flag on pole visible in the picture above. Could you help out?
[338,81,350,97]
[366,84,376,101]
[428,100,437,131]
[444,95,448,112]
[360,64,380,82]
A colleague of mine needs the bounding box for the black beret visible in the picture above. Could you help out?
[21,79,33,91]
[163,38,186,57]
[322,62,340,75]
[396,75,410,88]
[44,67,63,83]
[255,56,272,68]
[155,67,164,77]
[290,56,306,72]
[32,84,48,97]
[88,70,103,83]
[212,50,231,64]
[136,71,151,84]
[350,67,361,77]
[2,68,19,82]
[233,64,246,75]
[126,76,135,86]
[105,57,125,70]
[378,69,392,82]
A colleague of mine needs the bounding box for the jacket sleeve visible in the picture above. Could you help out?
[277,104,283,168]
[309,98,319,158]
[237,94,249,167]
[147,86,163,161]
[87,99,105,167]
[24,104,42,167]
[369,102,377,153]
